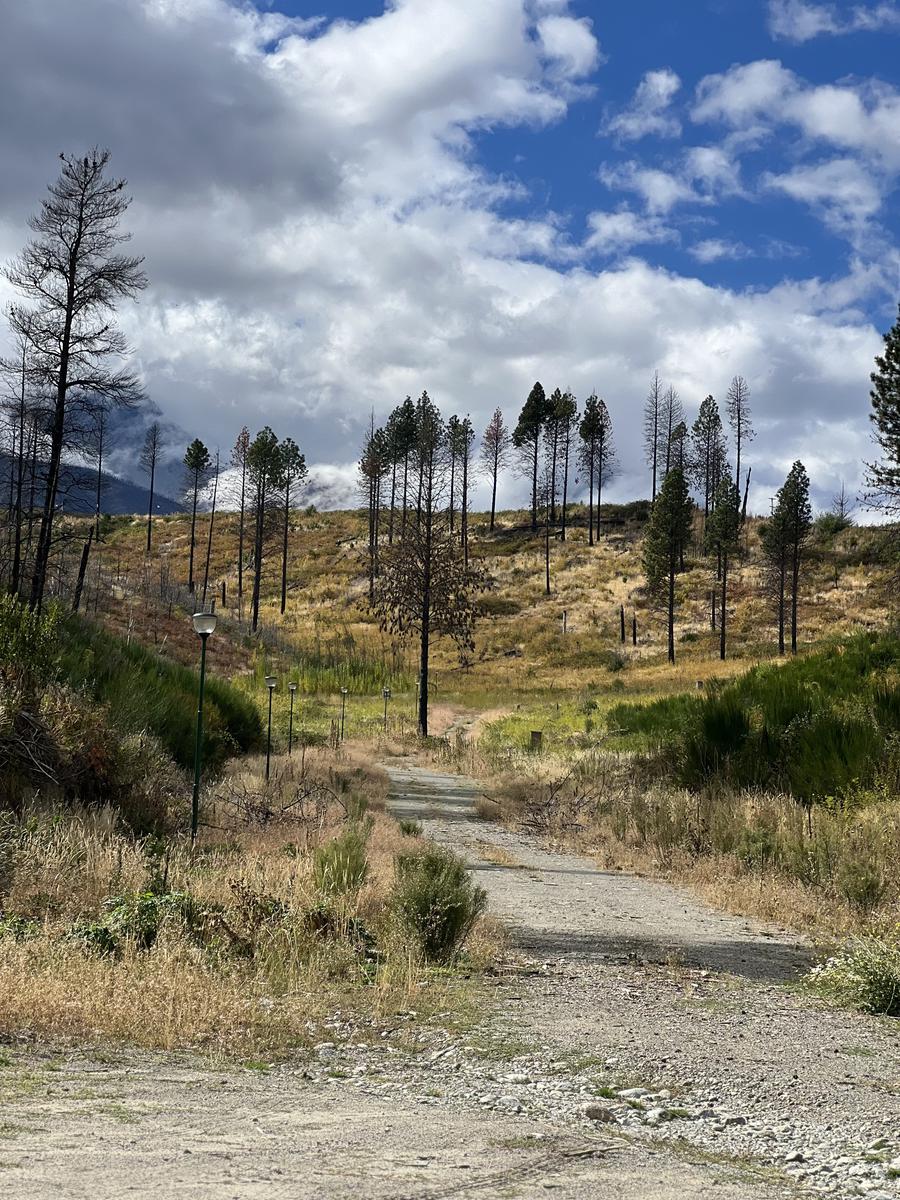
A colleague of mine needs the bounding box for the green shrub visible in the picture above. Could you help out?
[398,819,422,837]
[57,615,262,770]
[70,889,206,955]
[390,846,486,963]
[313,824,370,896]
[0,595,59,697]
[807,935,900,1016]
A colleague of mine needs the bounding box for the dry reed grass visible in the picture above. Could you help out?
[0,747,490,1055]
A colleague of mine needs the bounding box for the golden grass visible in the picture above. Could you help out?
[0,747,491,1055]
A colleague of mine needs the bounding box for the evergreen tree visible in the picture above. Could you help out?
[705,471,741,660]
[643,372,663,501]
[359,419,390,602]
[279,437,307,615]
[513,381,550,531]
[578,394,616,545]
[231,426,251,602]
[761,490,789,655]
[726,375,754,497]
[689,395,727,523]
[865,303,900,512]
[783,460,812,653]
[246,427,284,633]
[139,422,163,555]
[643,467,693,664]
[660,386,684,478]
[544,387,564,522]
[2,149,146,610]
[183,438,212,594]
[480,407,511,531]
[554,390,578,542]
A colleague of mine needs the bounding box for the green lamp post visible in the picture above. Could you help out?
[265,675,277,782]
[191,611,217,844]
[382,685,391,732]
[288,681,297,755]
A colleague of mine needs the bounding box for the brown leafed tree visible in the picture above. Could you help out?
[371,525,488,737]
[3,149,146,610]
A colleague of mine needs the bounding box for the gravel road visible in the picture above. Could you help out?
[2,758,897,1199]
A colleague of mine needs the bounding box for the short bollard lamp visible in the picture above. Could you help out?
[265,675,277,782]
[340,686,348,741]
[382,686,391,732]
[288,681,297,755]
[191,611,217,844]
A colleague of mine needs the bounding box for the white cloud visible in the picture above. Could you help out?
[768,0,900,42]
[584,209,676,254]
[599,163,702,213]
[0,0,889,516]
[605,68,682,141]
[764,157,883,234]
[689,239,751,263]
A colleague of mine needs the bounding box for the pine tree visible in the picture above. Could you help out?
[231,427,251,601]
[705,471,741,660]
[643,467,693,664]
[761,491,789,655]
[480,407,511,531]
[513,381,550,531]
[726,375,754,497]
[689,396,727,523]
[643,372,663,501]
[2,149,146,610]
[578,394,616,545]
[554,390,578,541]
[246,427,283,633]
[183,438,212,594]
[279,437,307,615]
[139,422,163,555]
[783,460,812,653]
[865,303,900,512]
[660,386,684,478]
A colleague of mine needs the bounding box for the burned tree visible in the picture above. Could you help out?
[183,438,211,594]
[139,421,163,554]
[480,407,511,531]
[3,149,146,610]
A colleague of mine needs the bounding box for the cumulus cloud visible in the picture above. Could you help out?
[605,68,682,141]
[0,0,889,515]
[767,0,900,42]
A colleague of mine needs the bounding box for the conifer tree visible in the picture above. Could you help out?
[139,422,163,555]
[555,390,578,542]
[643,467,693,664]
[689,396,727,523]
[183,438,212,594]
[513,381,550,531]
[279,437,307,615]
[726,375,754,497]
[480,407,511,531]
[643,372,663,501]
[706,471,741,660]
[865,303,900,513]
[247,427,283,633]
[783,460,812,653]
[231,426,251,601]
[761,489,789,655]
[3,149,146,610]
[578,394,615,545]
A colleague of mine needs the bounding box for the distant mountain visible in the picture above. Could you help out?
[0,454,182,517]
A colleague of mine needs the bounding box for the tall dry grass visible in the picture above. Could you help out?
[0,748,492,1055]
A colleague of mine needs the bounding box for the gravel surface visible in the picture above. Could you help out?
[381,759,900,1199]
[2,757,897,1199]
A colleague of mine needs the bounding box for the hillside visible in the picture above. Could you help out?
[76,501,892,733]
[0,454,181,517]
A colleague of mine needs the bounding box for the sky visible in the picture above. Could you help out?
[0,0,898,512]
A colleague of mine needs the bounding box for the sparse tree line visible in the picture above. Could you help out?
[0,149,309,628]
[3,148,900,678]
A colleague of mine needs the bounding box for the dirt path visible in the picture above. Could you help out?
[382,760,900,1199]
[3,760,898,1199]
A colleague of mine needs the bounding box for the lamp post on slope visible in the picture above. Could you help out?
[265,675,277,782]
[382,686,391,733]
[288,681,297,755]
[191,611,217,844]
[340,686,348,742]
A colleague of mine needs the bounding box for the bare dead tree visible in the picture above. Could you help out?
[3,149,146,610]
[139,421,163,554]
[480,407,511,532]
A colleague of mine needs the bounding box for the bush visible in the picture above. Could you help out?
[313,824,370,896]
[391,846,486,963]
[70,889,207,955]
[807,934,900,1016]
[0,595,59,698]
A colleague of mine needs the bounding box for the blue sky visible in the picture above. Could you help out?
[0,0,898,510]
[266,0,899,320]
